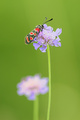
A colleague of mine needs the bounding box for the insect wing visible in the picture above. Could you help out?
[25,35,31,44]
[25,25,42,44]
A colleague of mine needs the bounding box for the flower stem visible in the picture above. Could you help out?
[33,96,38,120]
[47,45,51,120]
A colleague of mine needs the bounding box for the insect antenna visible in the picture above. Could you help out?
[42,17,47,24]
[43,18,53,24]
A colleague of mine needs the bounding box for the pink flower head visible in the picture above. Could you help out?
[17,75,49,100]
[33,24,62,52]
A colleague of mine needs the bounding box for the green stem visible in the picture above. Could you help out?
[33,96,38,120]
[47,45,51,120]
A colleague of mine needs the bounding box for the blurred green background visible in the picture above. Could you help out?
[0,0,80,120]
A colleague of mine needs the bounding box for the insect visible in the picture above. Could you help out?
[25,17,53,44]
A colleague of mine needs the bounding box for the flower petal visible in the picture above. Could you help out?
[56,28,62,36]
[46,26,53,31]
[39,45,47,52]
[53,40,59,47]
[33,43,40,50]
[40,87,49,94]
[43,24,47,28]
[56,37,60,41]
[33,37,37,42]
[58,42,61,47]
[53,39,61,47]
[28,93,36,100]
[17,89,24,95]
